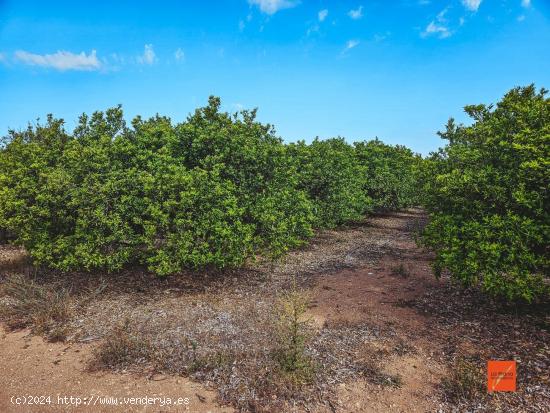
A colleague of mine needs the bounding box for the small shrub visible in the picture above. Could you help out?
[90,319,152,370]
[391,263,410,278]
[0,274,72,335]
[46,324,71,343]
[441,358,485,402]
[273,288,316,385]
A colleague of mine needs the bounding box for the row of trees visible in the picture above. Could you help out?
[0,97,420,276]
[2,87,547,302]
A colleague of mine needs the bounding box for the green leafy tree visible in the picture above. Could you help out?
[288,138,369,228]
[355,139,421,211]
[174,97,314,258]
[421,85,549,301]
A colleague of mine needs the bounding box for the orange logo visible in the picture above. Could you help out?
[487,361,516,392]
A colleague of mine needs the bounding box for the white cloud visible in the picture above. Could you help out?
[348,6,363,20]
[521,0,531,8]
[104,53,125,71]
[0,52,5,62]
[462,0,482,12]
[138,44,156,65]
[174,48,185,61]
[110,53,124,63]
[13,49,101,71]
[343,39,360,53]
[248,0,298,15]
[422,9,451,38]
[422,21,451,38]
[517,14,526,21]
[239,20,245,31]
[318,9,328,22]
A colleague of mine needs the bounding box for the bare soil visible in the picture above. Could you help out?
[0,328,229,413]
[1,210,548,412]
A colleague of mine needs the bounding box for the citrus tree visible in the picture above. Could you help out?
[421,85,549,302]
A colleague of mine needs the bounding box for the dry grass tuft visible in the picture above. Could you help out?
[441,357,485,402]
[0,274,72,340]
[391,263,410,278]
[89,319,152,371]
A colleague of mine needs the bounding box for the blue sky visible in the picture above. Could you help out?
[0,0,549,154]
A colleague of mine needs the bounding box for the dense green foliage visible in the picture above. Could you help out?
[288,138,369,228]
[355,139,422,211]
[420,85,549,302]
[0,97,419,275]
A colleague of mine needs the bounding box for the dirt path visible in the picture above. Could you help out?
[305,211,446,412]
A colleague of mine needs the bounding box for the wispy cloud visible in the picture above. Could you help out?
[521,0,531,8]
[138,44,156,65]
[461,0,482,12]
[248,0,298,15]
[422,9,451,39]
[306,9,328,36]
[342,39,360,54]
[13,49,101,71]
[239,13,253,31]
[348,6,364,20]
[422,21,451,38]
[109,53,124,64]
[174,48,185,62]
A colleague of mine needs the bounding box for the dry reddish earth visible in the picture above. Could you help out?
[0,328,231,413]
[1,210,548,412]
[306,213,446,413]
